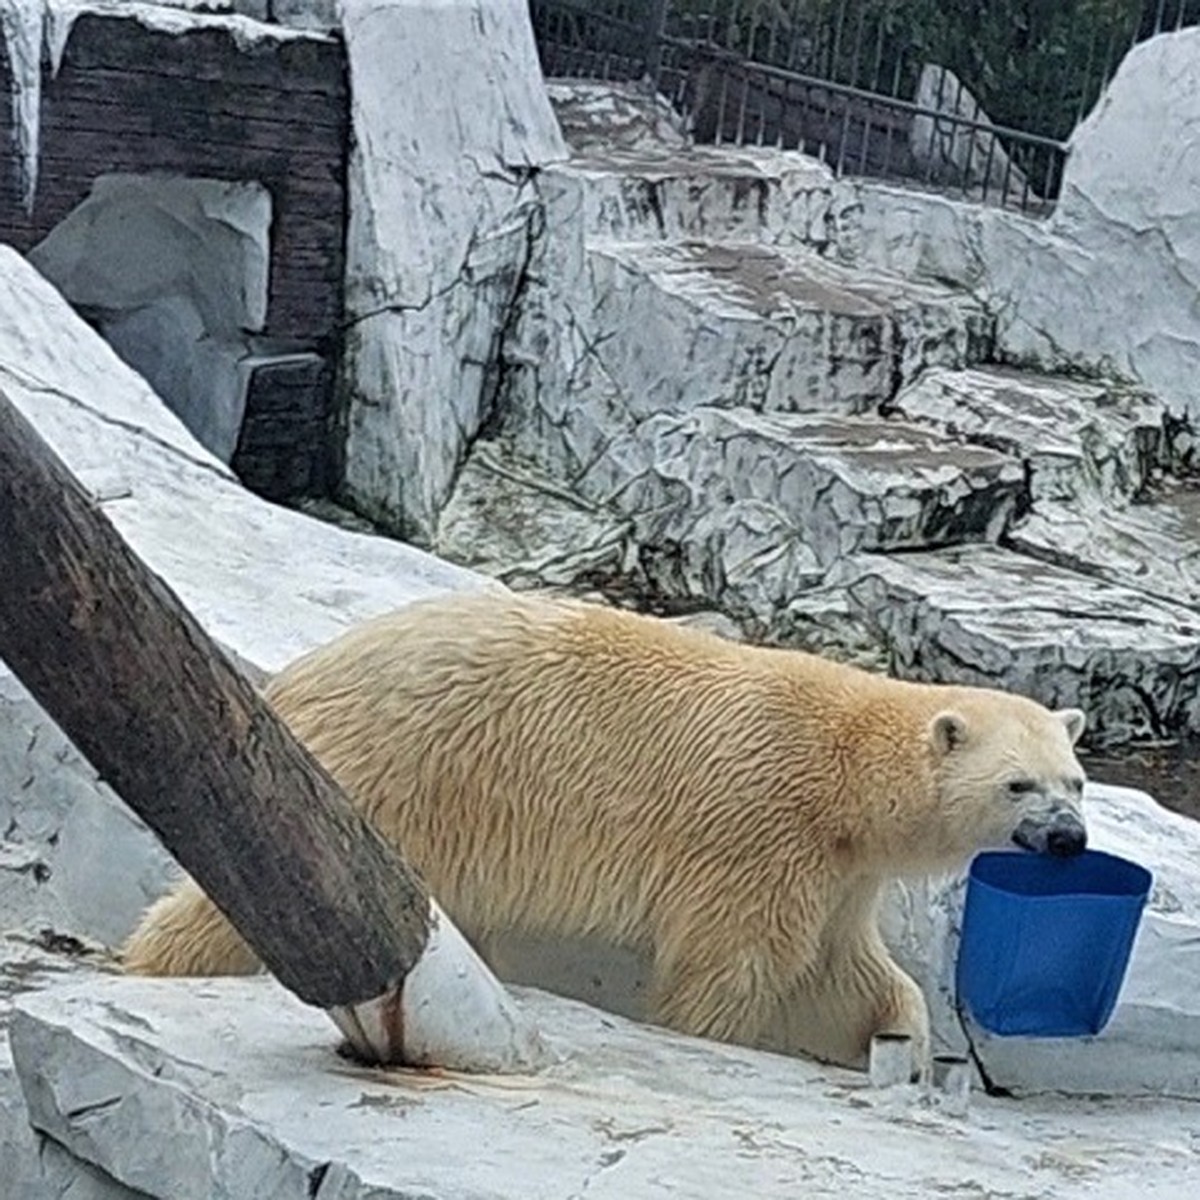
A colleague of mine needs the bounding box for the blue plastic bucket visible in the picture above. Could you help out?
[956,849,1152,1038]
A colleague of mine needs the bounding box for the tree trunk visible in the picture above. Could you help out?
[0,390,542,1070]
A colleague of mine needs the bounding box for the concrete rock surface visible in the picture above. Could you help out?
[9,969,1200,1200]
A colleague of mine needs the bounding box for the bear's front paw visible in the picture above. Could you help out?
[876,976,931,1081]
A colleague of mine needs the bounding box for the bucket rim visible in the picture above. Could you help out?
[967,847,1152,902]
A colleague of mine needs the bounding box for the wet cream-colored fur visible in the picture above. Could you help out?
[123,592,1087,1068]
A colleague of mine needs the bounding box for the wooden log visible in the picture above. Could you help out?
[0,390,541,1070]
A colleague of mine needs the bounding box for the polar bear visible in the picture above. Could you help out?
[122,591,1088,1068]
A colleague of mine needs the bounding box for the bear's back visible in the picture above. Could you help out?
[261,592,854,940]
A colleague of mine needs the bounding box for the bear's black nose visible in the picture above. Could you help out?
[1047,824,1087,858]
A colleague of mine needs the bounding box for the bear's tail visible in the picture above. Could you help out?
[121,878,262,977]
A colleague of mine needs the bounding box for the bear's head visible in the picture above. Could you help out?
[927,694,1088,862]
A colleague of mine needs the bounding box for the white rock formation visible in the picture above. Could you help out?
[890,366,1171,505]
[785,546,1200,747]
[1006,25,1200,420]
[1010,490,1200,609]
[422,71,1200,752]
[338,0,566,541]
[911,63,1034,201]
[29,174,272,462]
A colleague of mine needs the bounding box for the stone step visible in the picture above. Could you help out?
[548,146,844,250]
[548,80,693,157]
[546,81,851,254]
[1010,485,1200,609]
[438,412,1022,623]
[780,545,1200,748]
[587,240,995,417]
[890,365,1180,505]
[506,239,997,484]
[572,406,1022,618]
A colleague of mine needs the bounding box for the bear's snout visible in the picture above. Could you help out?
[1012,810,1087,858]
[1046,820,1087,858]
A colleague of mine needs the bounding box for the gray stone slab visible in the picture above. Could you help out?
[1011,485,1200,609]
[1,939,144,1200]
[890,365,1176,504]
[567,406,1021,622]
[548,147,844,250]
[585,240,994,421]
[11,972,1200,1200]
[792,546,1200,747]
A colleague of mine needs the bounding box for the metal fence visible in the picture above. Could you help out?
[530,0,1199,213]
[669,0,1200,140]
[530,0,661,82]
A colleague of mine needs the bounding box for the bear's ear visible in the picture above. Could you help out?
[1058,707,1086,745]
[930,711,969,756]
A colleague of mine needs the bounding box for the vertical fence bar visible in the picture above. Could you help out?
[828,0,847,80]
[880,100,894,179]
[715,65,730,144]
[643,0,669,90]
[847,2,868,89]
[735,68,750,143]
[834,93,852,176]
[868,6,887,93]
[857,100,872,174]
[977,127,994,205]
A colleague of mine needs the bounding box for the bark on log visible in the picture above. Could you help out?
[0,391,428,1019]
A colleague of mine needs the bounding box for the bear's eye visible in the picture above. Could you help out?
[1067,777,1085,795]
[1007,779,1038,797]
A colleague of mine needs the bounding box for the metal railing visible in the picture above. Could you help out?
[653,44,1066,211]
[529,0,660,82]
[530,0,1198,214]
[663,0,1198,141]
